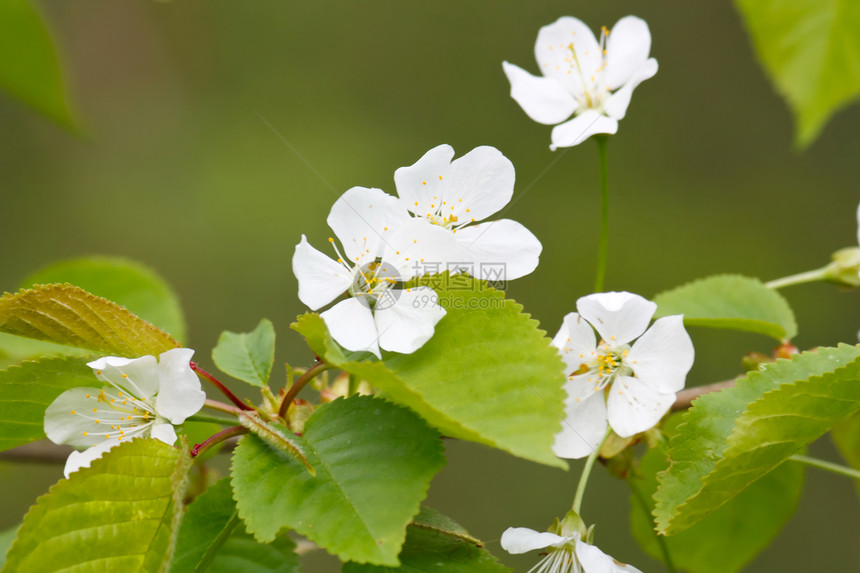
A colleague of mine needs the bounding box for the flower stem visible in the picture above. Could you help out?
[191,425,248,457]
[203,398,244,417]
[629,479,677,573]
[594,135,610,293]
[187,412,240,425]
[278,361,331,419]
[789,454,860,480]
[572,430,610,516]
[765,267,828,290]
[190,361,254,411]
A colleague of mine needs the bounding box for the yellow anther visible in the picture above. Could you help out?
[422,181,427,185]
[93,408,97,412]
[328,237,334,242]
[438,175,443,180]
[414,201,419,206]
[83,432,88,436]
[122,374,128,379]
[337,258,343,263]
[96,371,102,375]
[96,420,100,424]
[384,226,388,231]
[86,394,91,398]
[70,410,76,415]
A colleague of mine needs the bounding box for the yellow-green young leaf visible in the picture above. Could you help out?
[231,395,445,566]
[0,356,96,452]
[292,276,567,469]
[654,344,860,535]
[735,0,860,148]
[4,438,193,573]
[0,284,180,358]
[0,525,18,568]
[630,416,803,573]
[0,0,76,127]
[21,256,187,343]
[212,319,275,387]
[654,274,797,341]
[343,507,510,573]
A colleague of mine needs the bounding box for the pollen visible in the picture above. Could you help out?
[86,394,91,398]
[70,410,76,415]
[93,408,97,412]
[337,258,343,263]
[83,432,88,436]
[414,201,419,206]
[122,374,128,379]
[422,181,427,185]
[328,237,334,243]
[383,227,388,231]
[413,239,417,243]
[96,371,102,375]
[438,175,443,180]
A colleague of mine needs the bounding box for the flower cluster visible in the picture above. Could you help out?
[293,144,542,358]
[503,16,657,149]
[44,348,205,477]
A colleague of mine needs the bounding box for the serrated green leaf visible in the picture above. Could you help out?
[735,0,860,148]
[630,417,803,573]
[654,274,797,341]
[0,284,180,358]
[0,525,19,568]
[830,411,860,500]
[232,395,445,565]
[21,256,187,343]
[292,276,567,469]
[343,506,509,573]
[0,333,90,369]
[212,319,275,387]
[0,356,96,452]
[4,438,192,572]
[0,0,76,127]
[208,531,299,573]
[654,344,860,534]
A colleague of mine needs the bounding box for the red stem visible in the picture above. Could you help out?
[278,361,330,419]
[190,361,253,410]
[191,425,248,457]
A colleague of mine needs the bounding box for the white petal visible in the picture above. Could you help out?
[88,354,159,401]
[577,292,656,345]
[154,348,205,424]
[534,16,599,97]
[553,375,607,459]
[374,287,446,354]
[45,386,110,449]
[63,441,118,479]
[603,58,658,120]
[502,61,577,125]
[576,537,644,573]
[452,219,542,281]
[394,144,455,217]
[606,375,675,437]
[500,527,567,554]
[606,16,652,90]
[381,219,462,280]
[151,423,178,445]
[327,186,410,262]
[292,235,353,310]
[628,316,694,393]
[550,110,618,150]
[445,146,515,223]
[320,298,381,358]
[551,312,597,374]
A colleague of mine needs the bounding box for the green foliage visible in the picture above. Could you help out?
[0,356,96,452]
[654,274,797,341]
[231,395,445,565]
[293,276,567,469]
[654,344,860,534]
[630,418,804,573]
[21,256,187,343]
[0,0,75,127]
[171,478,300,573]
[0,284,180,358]
[735,0,860,148]
[343,507,510,573]
[0,525,18,568]
[831,411,860,499]
[212,319,275,387]
[4,439,192,572]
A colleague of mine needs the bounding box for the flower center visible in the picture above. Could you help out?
[71,387,158,447]
[565,25,610,112]
[415,189,475,232]
[586,341,631,391]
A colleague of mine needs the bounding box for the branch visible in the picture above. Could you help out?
[672,379,736,411]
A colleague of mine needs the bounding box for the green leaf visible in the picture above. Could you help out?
[212,319,275,387]
[4,438,193,572]
[171,478,300,573]
[654,274,797,341]
[343,507,510,573]
[831,411,860,499]
[21,256,187,343]
[654,344,860,534]
[0,0,76,127]
[0,525,19,568]
[0,284,180,358]
[630,418,804,573]
[0,356,96,452]
[231,395,445,565]
[735,0,860,148]
[292,276,567,469]
[0,333,90,369]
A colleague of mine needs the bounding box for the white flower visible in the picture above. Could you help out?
[393,144,542,280]
[501,527,643,573]
[551,292,694,459]
[503,16,658,149]
[44,348,206,478]
[293,186,456,358]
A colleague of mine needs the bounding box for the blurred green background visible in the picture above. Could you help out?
[1,0,858,570]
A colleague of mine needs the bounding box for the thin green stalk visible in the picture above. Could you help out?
[630,480,677,573]
[765,267,828,290]
[572,430,610,516]
[790,454,860,480]
[278,361,331,418]
[594,136,609,293]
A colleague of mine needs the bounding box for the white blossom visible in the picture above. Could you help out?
[501,526,643,573]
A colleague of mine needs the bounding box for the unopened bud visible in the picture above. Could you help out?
[824,247,860,288]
